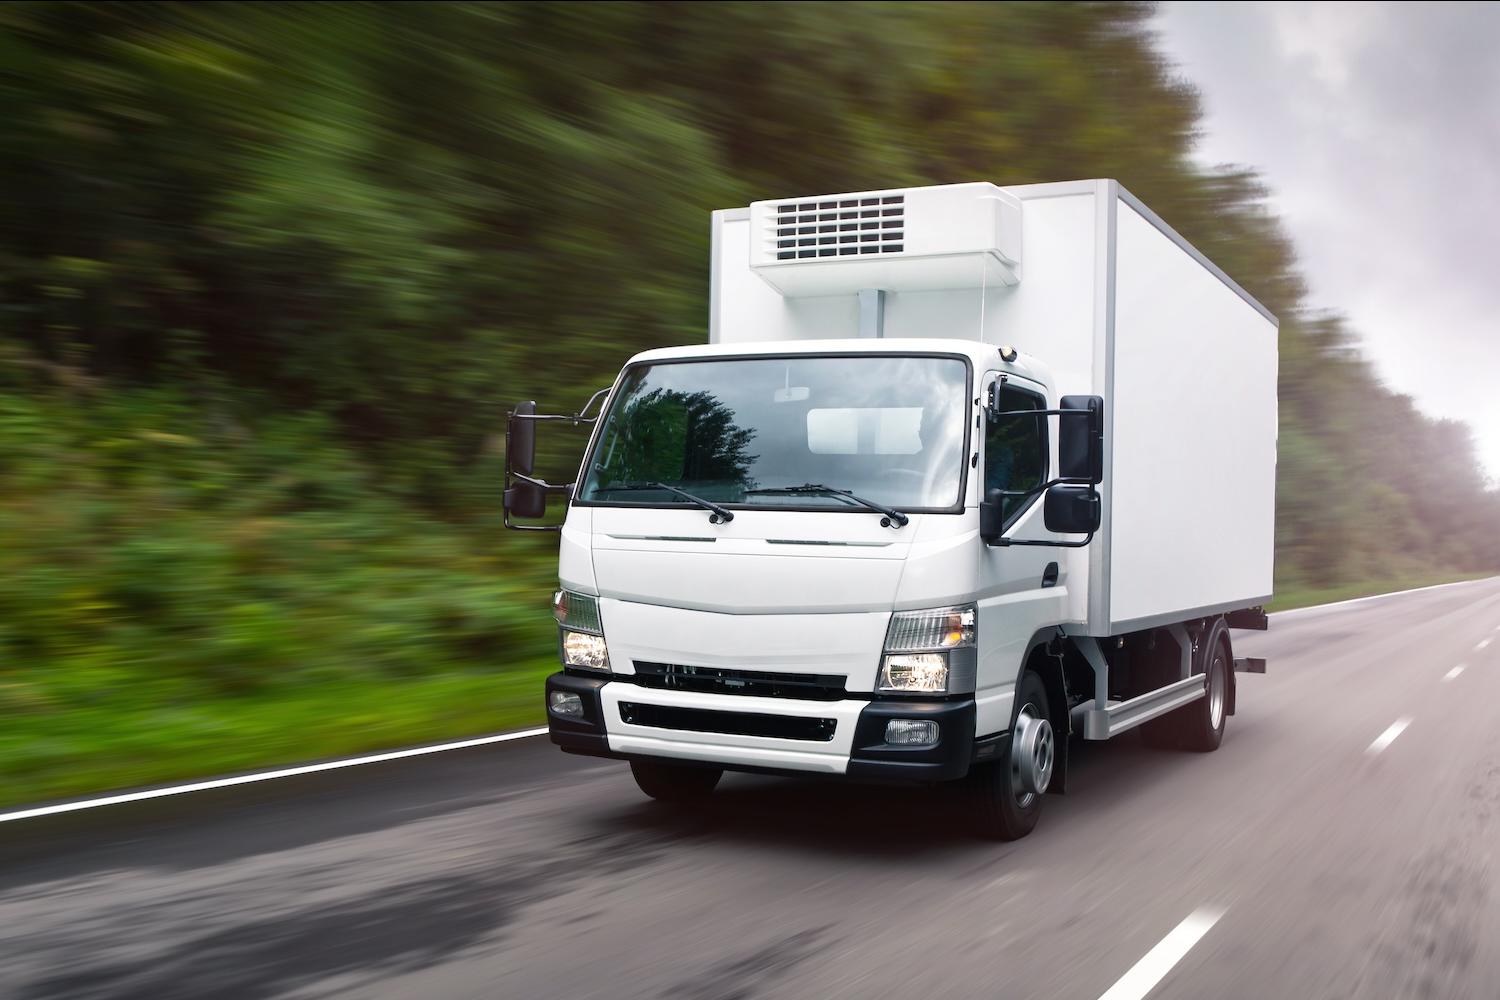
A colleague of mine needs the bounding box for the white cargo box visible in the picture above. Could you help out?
[710,180,1278,635]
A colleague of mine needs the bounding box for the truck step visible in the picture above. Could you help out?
[1068,674,1207,741]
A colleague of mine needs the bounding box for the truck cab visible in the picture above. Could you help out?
[507,181,1277,840]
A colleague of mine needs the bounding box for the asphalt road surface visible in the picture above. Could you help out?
[5,578,1500,1000]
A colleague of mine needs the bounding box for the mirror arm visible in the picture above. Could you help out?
[508,384,612,427]
[511,471,574,495]
[993,475,1094,505]
[994,530,1095,549]
[502,513,563,533]
[576,386,611,421]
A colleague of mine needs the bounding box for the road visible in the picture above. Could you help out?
[4,578,1500,1000]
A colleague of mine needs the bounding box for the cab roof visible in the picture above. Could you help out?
[624,338,1052,388]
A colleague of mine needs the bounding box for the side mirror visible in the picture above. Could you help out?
[1043,484,1101,535]
[508,400,537,476]
[1059,395,1103,484]
[503,479,548,520]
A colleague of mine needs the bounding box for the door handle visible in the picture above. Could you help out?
[1041,562,1059,588]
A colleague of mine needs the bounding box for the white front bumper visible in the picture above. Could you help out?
[600,682,869,774]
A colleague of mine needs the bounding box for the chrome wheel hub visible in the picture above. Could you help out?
[1011,703,1054,806]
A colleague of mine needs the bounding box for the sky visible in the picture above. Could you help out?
[1153,2,1500,482]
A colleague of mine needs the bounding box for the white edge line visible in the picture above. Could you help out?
[0,727,550,825]
[1443,665,1466,682]
[1272,576,1498,618]
[1097,906,1225,1000]
[1366,717,1412,756]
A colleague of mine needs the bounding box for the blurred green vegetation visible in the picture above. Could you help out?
[0,2,1496,805]
[0,381,559,806]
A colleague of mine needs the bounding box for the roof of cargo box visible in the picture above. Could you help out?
[714,179,1277,330]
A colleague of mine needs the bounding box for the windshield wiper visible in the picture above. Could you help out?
[595,482,734,523]
[744,483,909,528]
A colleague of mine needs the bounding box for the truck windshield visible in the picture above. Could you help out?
[579,355,969,511]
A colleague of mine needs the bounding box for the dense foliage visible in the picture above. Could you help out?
[0,2,1495,800]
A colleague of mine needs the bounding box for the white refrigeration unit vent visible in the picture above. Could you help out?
[766,193,908,261]
[748,182,1021,297]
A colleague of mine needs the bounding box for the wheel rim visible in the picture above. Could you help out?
[1208,654,1226,730]
[1011,702,1054,807]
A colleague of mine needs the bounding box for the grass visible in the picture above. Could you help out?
[1266,571,1495,613]
[0,660,554,811]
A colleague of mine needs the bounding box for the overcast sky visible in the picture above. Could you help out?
[1153,2,1500,481]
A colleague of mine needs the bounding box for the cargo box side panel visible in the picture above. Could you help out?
[1106,199,1277,631]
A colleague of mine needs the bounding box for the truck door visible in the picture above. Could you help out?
[974,372,1069,737]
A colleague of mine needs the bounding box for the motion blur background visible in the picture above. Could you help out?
[2,1,1496,809]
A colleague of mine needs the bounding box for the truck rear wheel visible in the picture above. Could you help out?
[1180,626,1231,752]
[1141,620,1231,752]
[630,760,722,802]
[972,671,1052,841]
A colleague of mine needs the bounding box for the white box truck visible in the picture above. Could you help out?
[504,179,1277,840]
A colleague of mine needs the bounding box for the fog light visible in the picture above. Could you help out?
[549,691,584,718]
[885,719,939,746]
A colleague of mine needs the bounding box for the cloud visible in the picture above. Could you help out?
[1155,1,1500,479]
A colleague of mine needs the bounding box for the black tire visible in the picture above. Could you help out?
[629,760,722,802]
[1180,625,1231,752]
[972,670,1052,841]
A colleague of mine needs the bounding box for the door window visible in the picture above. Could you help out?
[985,383,1047,527]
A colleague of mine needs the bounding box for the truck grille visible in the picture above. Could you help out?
[618,703,837,742]
[630,662,847,701]
[773,193,905,260]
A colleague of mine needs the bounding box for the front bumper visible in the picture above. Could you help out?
[545,671,975,782]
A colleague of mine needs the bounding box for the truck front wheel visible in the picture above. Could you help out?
[630,760,722,802]
[972,670,1052,841]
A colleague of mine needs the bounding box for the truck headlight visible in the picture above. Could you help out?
[879,653,949,693]
[561,630,610,671]
[878,604,976,694]
[554,589,610,672]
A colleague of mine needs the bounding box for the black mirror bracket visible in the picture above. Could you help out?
[509,386,611,430]
[993,531,1095,549]
[502,386,609,532]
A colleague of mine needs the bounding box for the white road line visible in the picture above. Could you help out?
[1444,665,1466,682]
[0,727,549,825]
[1477,638,1493,652]
[1273,576,1498,618]
[1366,717,1412,756]
[1097,907,1225,1000]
